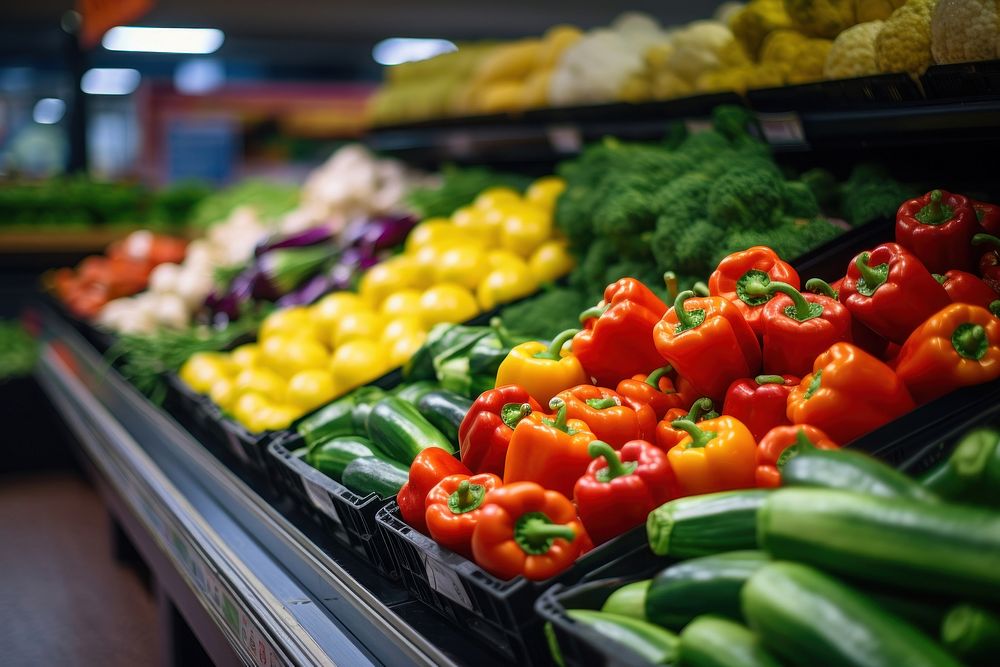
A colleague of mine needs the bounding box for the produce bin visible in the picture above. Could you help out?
[375,500,658,665]
[268,434,398,578]
[746,73,922,112]
[922,59,1000,99]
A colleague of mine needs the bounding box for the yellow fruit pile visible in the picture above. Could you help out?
[180,176,572,432]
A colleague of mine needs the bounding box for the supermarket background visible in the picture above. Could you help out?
[2,1,1000,666]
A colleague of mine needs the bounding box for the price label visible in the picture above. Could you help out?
[422,554,472,610]
[547,125,582,153]
[303,477,342,526]
[683,118,713,135]
[757,112,807,148]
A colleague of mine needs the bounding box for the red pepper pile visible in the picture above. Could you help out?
[395,189,1000,583]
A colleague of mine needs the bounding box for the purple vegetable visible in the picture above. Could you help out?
[206,267,258,319]
[275,272,336,308]
[252,246,337,300]
[364,214,417,252]
[254,226,334,256]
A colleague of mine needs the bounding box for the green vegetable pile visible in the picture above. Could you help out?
[0,320,38,381]
[554,430,1000,667]
[405,165,532,219]
[188,179,300,229]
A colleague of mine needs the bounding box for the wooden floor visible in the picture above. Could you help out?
[0,472,158,666]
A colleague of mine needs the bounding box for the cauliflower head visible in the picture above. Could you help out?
[825,20,884,78]
[875,0,936,76]
[760,30,833,84]
[668,21,741,83]
[930,0,1000,65]
[730,0,795,58]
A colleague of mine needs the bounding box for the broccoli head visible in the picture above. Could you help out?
[712,105,763,149]
[591,173,662,239]
[676,130,732,162]
[840,164,916,227]
[570,238,619,296]
[707,169,785,231]
[799,168,840,212]
[781,181,821,219]
[672,219,727,275]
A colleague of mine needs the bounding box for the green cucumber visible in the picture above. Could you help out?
[307,436,382,482]
[782,449,938,502]
[297,392,365,449]
[864,589,950,635]
[393,381,438,404]
[921,428,1000,507]
[350,387,390,436]
[645,551,769,630]
[646,490,768,557]
[416,389,472,444]
[941,604,1000,665]
[743,562,961,667]
[601,580,650,620]
[679,615,782,667]
[365,396,454,464]
[758,488,1000,601]
[341,456,409,499]
[566,610,678,666]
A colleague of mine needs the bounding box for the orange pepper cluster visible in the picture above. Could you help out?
[396,192,1000,583]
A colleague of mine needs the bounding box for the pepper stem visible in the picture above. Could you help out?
[534,328,580,360]
[664,271,679,302]
[805,278,838,299]
[490,317,519,347]
[686,397,714,422]
[579,305,609,323]
[447,480,487,514]
[645,365,673,388]
[586,397,618,410]
[670,419,717,448]
[673,290,701,331]
[914,190,954,226]
[514,512,576,555]
[952,323,988,361]
[769,281,822,321]
[855,252,888,293]
[588,441,637,482]
[990,301,1000,318]
[755,375,785,385]
[692,281,710,297]
[501,402,532,429]
[933,274,947,285]
[777,428,816,469]
[546,397,571,432]
[973,233,1000,250]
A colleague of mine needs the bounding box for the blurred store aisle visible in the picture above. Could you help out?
[0,473,157,666]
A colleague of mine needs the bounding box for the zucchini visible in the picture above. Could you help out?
[743,562,961,667]
[341,456,409,499]
[307,436,382,482]
[565,610,678,666]
[921,428,1000,507]
[365,397,454,464]
[863,589,949,635]
[297,392,364,449]
[782,449,938,502]
[758,488,1000,601]
[601,580,650,620]
[646,490,768,557]
[350,387,390,436]
[645,551,770,630]
[679,615,782,667]
[416,389,472,444]
[941,604,1000,666]
[393,381,438,404]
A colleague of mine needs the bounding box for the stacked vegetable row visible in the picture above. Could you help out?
[553,427,1000,667]
[384,185,1000,585]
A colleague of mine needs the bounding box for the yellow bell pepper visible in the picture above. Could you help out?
[435,243,491,290]
[494,328,589,407]
[501,204,552,257]
[419,283,480,327]
[380,289,424,319]
[329,340,386,390]
[529,240,575,283]
[477,261,538,310]
[405,218,456,253]
[359,256,420,306]
[330,310,383,348]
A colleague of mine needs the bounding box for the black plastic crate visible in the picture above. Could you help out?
[268,434,398,578]
[922,60,1000,99]
[376,500,659,665]
[536,577,654,667]
[747,73,923,112]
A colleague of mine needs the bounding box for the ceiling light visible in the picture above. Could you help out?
[33,98,66,124]
[102,26,224,54]
[81,68,141,95]
[372,38,456,66]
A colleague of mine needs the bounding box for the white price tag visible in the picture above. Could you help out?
[757,112,807,148]
[303,477,342,526]
[422,554,472,610]
[547,125,582,153]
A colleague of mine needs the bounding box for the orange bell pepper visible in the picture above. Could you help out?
[787,343,915,444]
[654,397,718,451]
[894,303,1000,404]
[425,473,503,559]
[754,425,839,488]
[503,397,596,498]
[557,385,657,448]
[667,415,757,496]
[471,482,591,581]
[654,290,762,402]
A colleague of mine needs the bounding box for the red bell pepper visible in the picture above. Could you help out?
[458,385,543,477]
[722,374,798,442]
[708,246,801,336]
[557,385,657,447]
[755,425,839,488]
[839,243,951,344]
[655,397,717,451]
[972,199,1000,235]
[654,290,762,402]
[974,233,1000,295]
[573,278,668,386]
[573,440,676,545]
[745,276,853,377]
[895,189,979,273]
[935,270,999,309]
[397,448,471,534]
[425,473,503,559]
[807,277,889,358]
[614,366,687,420]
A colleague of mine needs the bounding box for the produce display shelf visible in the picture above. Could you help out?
[32,303,509,667]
